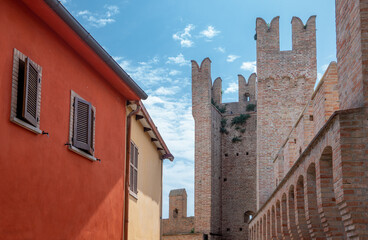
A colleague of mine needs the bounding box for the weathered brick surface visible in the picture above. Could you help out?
[256,16,317,208]
[249,108,368,239]
[162,233,203,240]
[335,0,367,110]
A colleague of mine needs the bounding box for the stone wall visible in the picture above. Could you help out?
[162,233,203,240]
[220,110,257,240]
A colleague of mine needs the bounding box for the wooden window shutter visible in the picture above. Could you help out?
[22,57,39,127]
[73,97,93,154]
[129,143,139,193]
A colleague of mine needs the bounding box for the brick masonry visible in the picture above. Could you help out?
[256,16,317,208]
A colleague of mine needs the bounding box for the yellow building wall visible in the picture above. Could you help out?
[128,110,163,240]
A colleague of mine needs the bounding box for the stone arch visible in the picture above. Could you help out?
[295,175,310,239]
[267,210,271,239]
[271,205,276,239]
[245,210,255,223]
[317,146,346,238]
[305,163,325,238]
[263,214,267,239]
[260,218,263,240]
[281,193,291,239]
[275,200,282,239]
[287,185,299,239]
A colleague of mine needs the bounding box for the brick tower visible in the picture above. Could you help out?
[191,58,257,240]
[255,16,317,208]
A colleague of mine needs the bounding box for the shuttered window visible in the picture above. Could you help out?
[72,96,94,155]
[22,58,40,127]
[11,49,42,133]
[130,142,138,194]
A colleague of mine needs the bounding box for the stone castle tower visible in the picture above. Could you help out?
[191,59,257,240]
[256,16,317,208]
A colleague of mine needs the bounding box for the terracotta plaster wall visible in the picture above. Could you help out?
[0,1,129,239]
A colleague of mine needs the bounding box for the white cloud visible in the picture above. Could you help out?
[241,61,257,72]
[227,55,240,62]
[60,0,68,4]
[224,82,239,93]
[114,56,190,88]
[169,70,181,76]
[166,53,190,67]
[200,26,220,39]
[215,47,225,53]
[154,86,180,95]
[173,24,195,48]
[77,5,119,28]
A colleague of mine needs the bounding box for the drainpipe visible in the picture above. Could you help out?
[160,159,163,240]
[123,102,141,240]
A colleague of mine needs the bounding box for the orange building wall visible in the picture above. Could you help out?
[0,1,129,239]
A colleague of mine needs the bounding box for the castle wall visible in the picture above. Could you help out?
[256,16,317,208]
[220,111,257,240]
[210,106,223,237]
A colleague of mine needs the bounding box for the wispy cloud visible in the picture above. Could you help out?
[227,55,240,62]
[169,70,181,76]
[77,5,119,28]
[215,47,226,53]
[200,26,220,39]
[154,86,180,95]
[224,82,239,93]
[60,0,68,4]
[166,53,190,67]
[173,24,195,48]
[240,61,257,72]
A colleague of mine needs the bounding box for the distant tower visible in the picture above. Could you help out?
[169,189,187,219]
[255,16,317,208]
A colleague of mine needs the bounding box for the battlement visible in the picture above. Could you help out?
[192,58,257,116]
[256,16,316,53]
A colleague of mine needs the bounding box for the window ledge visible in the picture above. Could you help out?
[129,190,138,199]
[68,145,97,162]
[11,117,42,134]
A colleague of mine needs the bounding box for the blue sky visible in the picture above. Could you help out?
[61,0,336,218]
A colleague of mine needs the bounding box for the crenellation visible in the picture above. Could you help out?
[212,77,222,104]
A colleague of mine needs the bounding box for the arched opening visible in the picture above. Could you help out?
[318,146,346,238]
[276,200,282,239]
[281,193,291,239]
[244,210,255,223]
[306,163,325,238]
[173,208,178,218]
[296,175,310,239]
[266,210,271,239]
[288,185,299,239]
[263,214,267,239]
[271,205,276,238]
[260,218,263,239]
